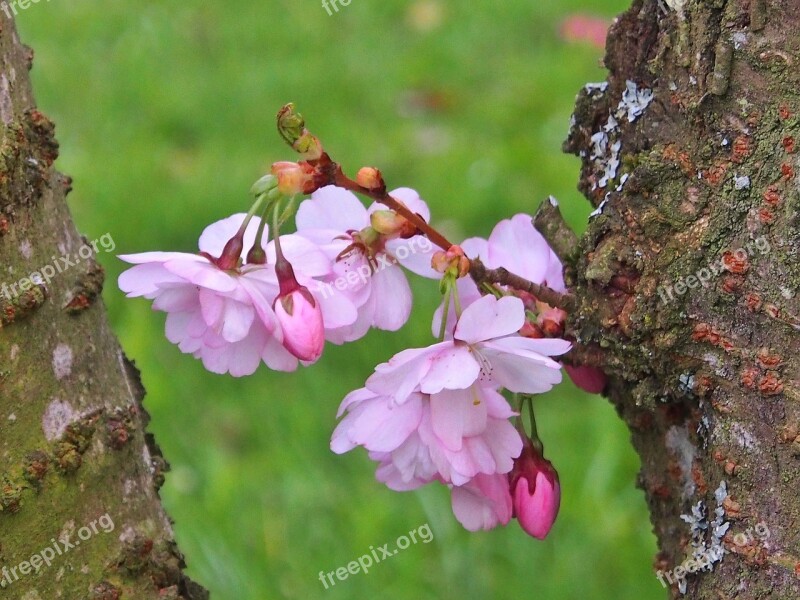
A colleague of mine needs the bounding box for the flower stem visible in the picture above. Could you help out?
[525,395,544,453]
[438,282,452,342]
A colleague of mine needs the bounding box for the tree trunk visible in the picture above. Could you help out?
[562,0,800,597]
[0,13,208,600]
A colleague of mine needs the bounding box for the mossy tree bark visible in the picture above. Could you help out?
[561,0,799,597]
[0,13,208,600]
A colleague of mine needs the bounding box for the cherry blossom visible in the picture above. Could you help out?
[119,214,351,375]
[331,384,522,488]
[294,185,437,343]
[366,294,570,404]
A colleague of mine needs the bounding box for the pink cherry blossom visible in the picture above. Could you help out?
[295,185,437,343]
[450,473,513,532]
[510,439,561,539]
[433,214,566,334]
[331,384,522,488]
[118,214,349,376]
[367,294,570,404]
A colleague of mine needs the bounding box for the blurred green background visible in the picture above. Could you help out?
[18,1,663,598]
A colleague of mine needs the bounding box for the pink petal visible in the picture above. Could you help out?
[296,186,367,232]
[454,295,526,344]
[450,474,512,531]
[419,345,480,395]
[151,286,199,312]
[261,333,299,372]
[198,213,266,257]
[479,344,564,394]
[312,282,359,329]
[219,299,256,343]
[265,234,331,278]
[429,387,488,452]
[369,265,412,331]
[118,263,186,297]
[366,345,443,404]
[118,251,204,265]
[163,258,238,293]
[486,214,551,284]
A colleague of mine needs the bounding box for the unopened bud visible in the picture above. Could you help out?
[510,438,561,540]
[294,133,323,161]
[356,167,385,191]
[431,245,470,278]
[274,287,325,362]
[370,210,407,236]
[272,161,311,196]
[277,103,305,146]
[276,103,324,160]
[536,305,567,337]
[520,321,544,338]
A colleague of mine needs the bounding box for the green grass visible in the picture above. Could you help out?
[18,1,663,598]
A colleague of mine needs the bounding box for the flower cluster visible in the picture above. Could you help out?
[118,106,606,539]
[119,186,435,375]
[330,215,575,536]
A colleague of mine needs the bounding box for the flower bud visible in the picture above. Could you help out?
[274,287,325,362]
[431,245,470,278]
[509,439,561,539]
[370,210,407,236]
[536,304,567,337]
[356,167,385,191]
[564,365,607,394]
[271,161,312,196]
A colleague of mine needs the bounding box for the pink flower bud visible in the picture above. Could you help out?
[564,364,607,394]
[271,161,313,196]
[274,287,324,362]
[509,439,561,539]
[356,166,385,191]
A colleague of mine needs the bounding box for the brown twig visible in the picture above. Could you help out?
[469,257,577,312]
